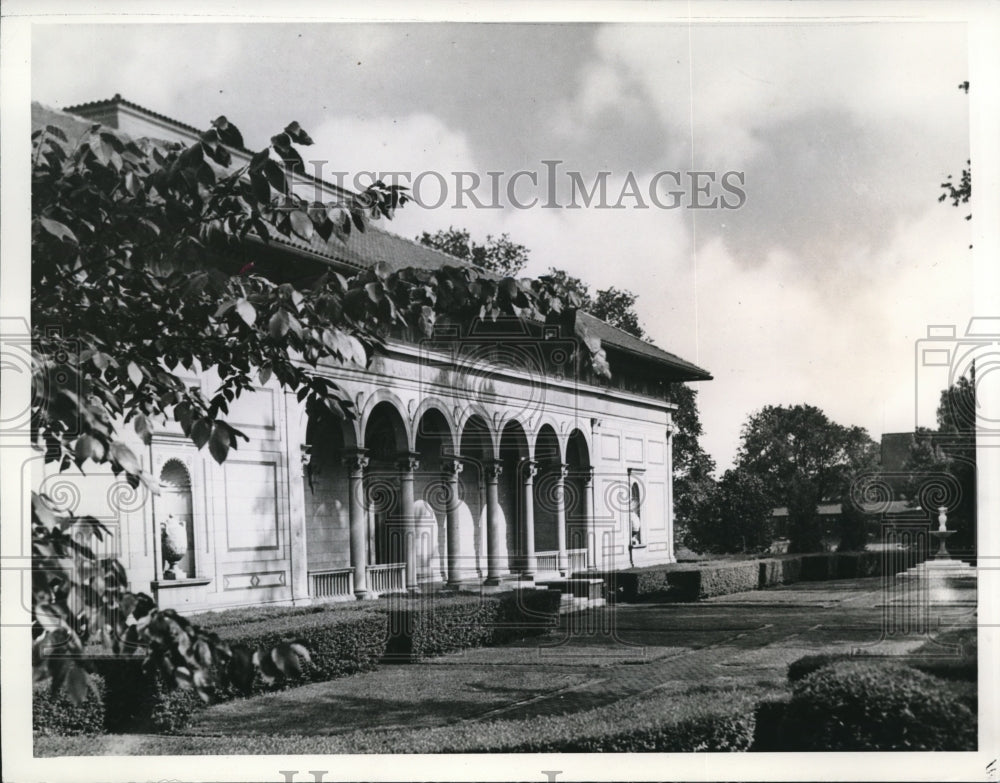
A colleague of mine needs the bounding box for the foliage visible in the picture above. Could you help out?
[32,118,607,491]
[836,484,871,551]
[781,660,976,750]
[785,476,823,553]
[31,492,310,708]
[383,589,561,661]
[33,674,106,735]
[684,468,774,554]
[665,561,760,600]
[416,226,530,277]
[904,372,977,552]
[30,114,613,698]
[538,267,646,338]
[735,404,879,508]
[757,556,802,587]
[97,657,203,733]
[214,610,388,691]
[668,383,717,546]
[938,81,970,224]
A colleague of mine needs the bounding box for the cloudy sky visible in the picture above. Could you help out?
[31,15,975,471]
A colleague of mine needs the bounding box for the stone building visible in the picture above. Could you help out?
[32,96,711,612]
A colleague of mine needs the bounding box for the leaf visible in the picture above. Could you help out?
[269,309,291,339]
[235,299,257,327]
[45,124,68,142]
[191,418,212,450]
[208,423,231,464]
[109,441,140,475]
[132,414,153,444]
[262,159,287,194]
[283,121,314,146]
[75,434,106,464]
[127,361,143,388]
[289,209,314,241]
[37,216,78,244]
[249,170,271,204]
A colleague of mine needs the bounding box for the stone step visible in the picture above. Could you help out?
[534,577,606,600]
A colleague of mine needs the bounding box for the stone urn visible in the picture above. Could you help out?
[160,514,188,579]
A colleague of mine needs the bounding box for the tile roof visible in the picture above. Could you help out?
[35,98,711,382]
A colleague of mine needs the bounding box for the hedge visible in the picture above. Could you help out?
[87,656,203,734]
[781,659,976,750]
[758,557,802,588]
[383,589,562,662]
[314,686,760,752]
[33,674,107,736]
[216,609,387,691]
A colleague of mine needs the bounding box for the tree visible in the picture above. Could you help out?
[903,372,976,552]
[417,226,530,277]
[735,404,879,507]
[684,468,773,554]
[668,383,717,545]
[785,477,823,553]
[735,404,878,553]
[31,115,611,704]
[837,483,872,552]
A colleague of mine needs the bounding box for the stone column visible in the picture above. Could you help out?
[398,452,420,593]
[555,463,569,575]
[344,449,370,599]
[484,460,504,585]
[522,460,538,579]
[443,456,464,586]
[582,466,595,570]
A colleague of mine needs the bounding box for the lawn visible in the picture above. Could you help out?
[34,575,977,755]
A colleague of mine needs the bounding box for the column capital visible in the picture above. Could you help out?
[484,460,503,482]
[555,462,569,480]
[575,465,595,483]
[524,459,539,480]
[398,451,421,474]
[342,448,369,473]
[441,456,464,476]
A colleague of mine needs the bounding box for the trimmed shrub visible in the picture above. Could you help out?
[91,657,203,734]
[590,566,671,603]
[384,589,561,662]
[758,556,802,588]
[782,660,976,750]
[787,653,854,682]
[217,609,387,689]
[799,553,838,581]
[750,698,789,751]
[33,674,106,736]
[665,562,759,600]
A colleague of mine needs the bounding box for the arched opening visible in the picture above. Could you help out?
[415,407,454,581]
[364,401,409,567]
[304,413,356,587]
[566,429,591,564]
[460,414,495,578]
[159,460,195,579]
[533,424,562,565]
[499,420,530,572]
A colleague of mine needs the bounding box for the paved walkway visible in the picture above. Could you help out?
[182,576,976,738]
